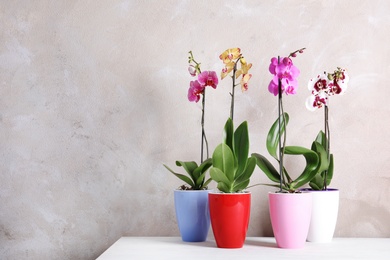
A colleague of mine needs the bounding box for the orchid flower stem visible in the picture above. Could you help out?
[324,104,330,190]
[230,62,239,121]
[277,56,285,193]
[200,83,209,163]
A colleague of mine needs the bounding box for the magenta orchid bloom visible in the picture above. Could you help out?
[198,71,219,89]
[187,71,218,102]
[268,56,300,96]
[188,80,204,102]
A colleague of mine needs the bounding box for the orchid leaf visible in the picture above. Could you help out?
[193,158,212,180]
[202,178,213,189]
[176,161,198,177]
[266,112,289,160]
[312,141,329,174]
[252,153,280,183]
[165,158,212,190]
[217,182,230,193]
[223,117,234,152]
[210,167,230,188]
[234,121,249,176]
[236,156,256,183]
[211,143,235,182]
[233,179,250,192]
[285,145,319,190]
[163,164,195,187]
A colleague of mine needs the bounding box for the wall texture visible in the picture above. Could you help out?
[1,0,389,259]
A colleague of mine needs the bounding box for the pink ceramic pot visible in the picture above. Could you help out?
[268,192,312,249]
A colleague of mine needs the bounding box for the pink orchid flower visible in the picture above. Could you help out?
[188,80,204,102]
[268,57,300,96]
[198,71,219,89]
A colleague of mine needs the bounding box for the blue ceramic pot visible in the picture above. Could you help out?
[174,190,210,242]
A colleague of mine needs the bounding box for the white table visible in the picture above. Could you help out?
[97,237,390,259]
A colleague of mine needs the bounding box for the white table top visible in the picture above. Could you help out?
[97,237,390,259]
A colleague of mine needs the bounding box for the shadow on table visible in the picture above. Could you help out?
[245,238,278,248]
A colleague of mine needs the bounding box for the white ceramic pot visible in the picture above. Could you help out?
[305,188,339,243]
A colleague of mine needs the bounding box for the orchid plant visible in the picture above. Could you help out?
[209,48,255,193]
[164,51,219,190]
[252,48,326,193]
[306,67,349,190]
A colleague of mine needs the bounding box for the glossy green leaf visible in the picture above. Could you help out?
[210,167,231,188]
[202,178,212,189]
[285,145,319,189]
[233,179,250,192]
[266,113,289,160]
[223,118,234,152]
[315,130,326,147]
[234,121,249,176]
[217,182,230,193]
[212,143,235,182]
[163,164,195,187]
[309,177,322,190]
[312,141,329,174]
[193,158,212,180]
[236,156,256,183]
[176,161,198,178]
[252,153,280,183]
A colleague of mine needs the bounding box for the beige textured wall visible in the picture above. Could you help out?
[1,0,389,259]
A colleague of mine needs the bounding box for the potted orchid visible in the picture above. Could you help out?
[252,48,324,249]
[304,67,349,243]
[208,48,256,248]
[163,51,218,242]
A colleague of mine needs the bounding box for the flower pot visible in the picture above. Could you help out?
[303,188,339,243]
[268,192,312,249]
[174,190,210,242]
[208,192,251,248]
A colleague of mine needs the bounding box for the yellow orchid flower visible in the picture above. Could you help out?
[236,57,252,79]
[240,73,252,92]
[221,61,235,79]
[219,48,241,64]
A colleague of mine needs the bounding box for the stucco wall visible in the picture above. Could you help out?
[1,0,389,259]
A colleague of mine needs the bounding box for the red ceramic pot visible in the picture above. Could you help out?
[208,192,251,248]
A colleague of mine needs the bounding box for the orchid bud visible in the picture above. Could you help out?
[188,65,197,77]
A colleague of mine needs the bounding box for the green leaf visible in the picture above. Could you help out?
[193,158,212,180]
[312,141,329,174]
[176,161,198,177]
[252,153,280,183]
[285,145,319,190]
[223,118,234,152]
[195,172,206,187]
[309,174,324,190]
[266,113,289,160]
[210,167,231,188]
[315,130,326,147]
[233,179,250,192]
[234,121,249,177]
[202,178,212,189]
[236,156,256,183]
[326,154,334,186]
[212,143,235,182]
[217,182,230,193]
[163,164,195,187]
